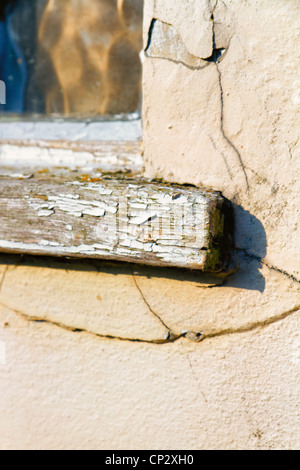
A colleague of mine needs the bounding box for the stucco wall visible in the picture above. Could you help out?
[0,0,299,449]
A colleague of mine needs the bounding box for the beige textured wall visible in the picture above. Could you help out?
[0,0,299,449]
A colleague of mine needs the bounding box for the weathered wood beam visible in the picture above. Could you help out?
[0,171,234,271]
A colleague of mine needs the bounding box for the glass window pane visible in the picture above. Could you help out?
[0,0,143,117]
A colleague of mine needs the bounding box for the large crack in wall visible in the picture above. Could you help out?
[0,260,299,345]
[145,14,250,194]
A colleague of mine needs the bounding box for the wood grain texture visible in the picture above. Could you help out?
[0,170,233,271]
[0,140,143,174]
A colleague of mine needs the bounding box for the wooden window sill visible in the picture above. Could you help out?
[0,120,234,272]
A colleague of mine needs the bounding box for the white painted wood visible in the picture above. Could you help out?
[0,140,143,175]
[0,171,233,271]
[0,117,142,142]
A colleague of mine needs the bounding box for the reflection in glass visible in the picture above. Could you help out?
[0,0,143,117]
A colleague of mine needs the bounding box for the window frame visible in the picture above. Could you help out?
[0,116,144,175]
[0,1,233,273]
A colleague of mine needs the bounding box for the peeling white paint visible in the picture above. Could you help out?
[129,202,148,210]
[34,196,108,218]
[0,142,143,174]
[37,210,55,217]
[0,175,231,270]
[129,212,158,226]
[0,172,33,179]
[82,208,106,217]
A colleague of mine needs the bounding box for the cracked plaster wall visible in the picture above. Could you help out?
[0,0,299,450]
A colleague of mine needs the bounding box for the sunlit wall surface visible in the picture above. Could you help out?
[0,0,143,117]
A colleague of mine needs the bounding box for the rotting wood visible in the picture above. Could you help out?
[0,170,234,271]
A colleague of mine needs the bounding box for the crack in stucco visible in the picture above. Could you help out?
[145,50,210,71]
[262,261,300,284]
[145,11,225,69]
[244,166,272,187]
[237,248,300,284]
[0,300,183,344]
[144,18,210,70]
[201,305,300,341]
[0,298,298,346]
[185,353,208,403]
[211,10,250,194]
[145,10,249,195]
[0,257,298,345]
[0,264,184,344]
[0,253,298,346]
[208,134,234,180]
[132,272,208,342]
[217,73,250,195]
[132,272,172,334]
